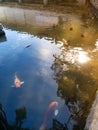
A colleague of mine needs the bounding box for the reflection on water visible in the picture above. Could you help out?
[58,46,90,64]
[0,27,60,130]
[93,39,98,52]
[15,107,27,129]
[0,5,98,130]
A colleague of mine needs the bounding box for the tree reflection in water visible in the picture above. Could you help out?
[50,37,98,130]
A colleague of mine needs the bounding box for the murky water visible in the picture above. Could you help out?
[0,6,98,130]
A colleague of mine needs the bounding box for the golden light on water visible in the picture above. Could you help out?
[95,39,98,49]
[77,51,90,63]
[63,47,90,64]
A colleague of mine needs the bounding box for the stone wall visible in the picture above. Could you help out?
[77,0,86,5]
[91,0,98,9]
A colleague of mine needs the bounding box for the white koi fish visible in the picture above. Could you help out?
[40,101,58,130]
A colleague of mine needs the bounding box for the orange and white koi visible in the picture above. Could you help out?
[14,73,24,88]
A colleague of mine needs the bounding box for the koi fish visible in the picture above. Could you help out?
[14,73,24,88]
[40,101,58,130]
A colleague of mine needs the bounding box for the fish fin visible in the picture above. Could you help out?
[21,81,24,85]
[54,109,59,116]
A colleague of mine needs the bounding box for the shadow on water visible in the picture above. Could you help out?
[0,103,29,130]
[0,5,98,130]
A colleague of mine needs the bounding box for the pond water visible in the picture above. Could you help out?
[0,6,98,130]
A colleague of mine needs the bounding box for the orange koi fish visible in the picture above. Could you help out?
[40,101,58,130]
[14,73,24,88]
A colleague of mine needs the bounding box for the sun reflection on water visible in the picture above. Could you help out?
[95,39,98,50]
[60,47,90,64]
[77,51,90,63]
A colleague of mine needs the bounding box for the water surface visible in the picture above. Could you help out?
[0,6,98,130]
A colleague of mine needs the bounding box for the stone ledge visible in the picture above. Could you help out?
[85,91,98,130]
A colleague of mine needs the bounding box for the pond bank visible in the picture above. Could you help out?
[85,91,98,130]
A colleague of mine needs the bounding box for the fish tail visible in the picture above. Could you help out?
[39,124,47,130]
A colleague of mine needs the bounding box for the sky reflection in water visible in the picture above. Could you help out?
[0,28,63,129]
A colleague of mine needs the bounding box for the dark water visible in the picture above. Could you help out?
[0,6,98,130]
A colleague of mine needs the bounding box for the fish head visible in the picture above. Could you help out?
[39,124,47,130]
